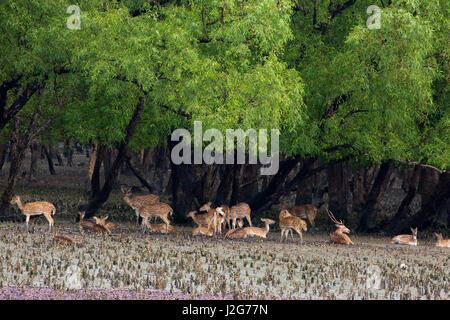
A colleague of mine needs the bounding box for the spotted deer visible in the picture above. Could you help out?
[328,210,354,245]
[287,204,318,227]
[198,202,226,234]
[78,211,110,234]
[93,215,117,232]
[138,202,173,233]
[434,233,450,248]
[224,219,244,238]
[226,218,274,239]
[391,228,418,246]
[52,229,74,245]
[143,218,176,234]
[10,196,56,232]
[279,210,308,244]
[228,203,252,229]
[121,186,160,224]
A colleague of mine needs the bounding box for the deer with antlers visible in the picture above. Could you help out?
[121,186,160,224]
[327,210,354,245]
[10,196,56,232]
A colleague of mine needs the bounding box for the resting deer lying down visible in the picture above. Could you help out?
[225,218,275,239]
[328,210,354,245]
[78,211,110,234]
[10,195,56,232]
[52,229,74,245]
[279,210,307,244]
[143,218,176,234]
[434,233,450,248]
[224,219,244,238]
[391,227,418,246]
[93,215,117,232]
[191,224,215,237]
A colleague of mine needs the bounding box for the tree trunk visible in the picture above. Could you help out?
[42,146,56,175]
[28,143,40,182]
[388,165,421,230]
[126,151,156,193]
[352,166,376,213]
[327,161,348,221]
[392,171,449,233]
[103,146,112,182]
[90,143,104,199]
[85,140,98,193]
[64,139,74,167]
[84,96,146,217]
[0,142,8,175]
[358,161,393,232]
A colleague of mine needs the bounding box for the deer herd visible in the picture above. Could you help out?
[7,187,450,248]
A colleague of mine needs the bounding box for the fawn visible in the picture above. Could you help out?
[121,186,160,224]
[391,228,418,246]
[10,195,56,232]
[279,210,308,244]
[327,210,354,245]
[225,218,275,239]
[434,233,450,248]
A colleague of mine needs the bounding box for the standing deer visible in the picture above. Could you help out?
[10,196,56,232]
[279,210,308,244]
[198,202,226,234]
[138,202,173,233]
[434,233,450,248]
[327,210,354,245]
[121,186,159,224]
[287,204,318,227]
[391,228,418,246]
[228,203,252,229]
[225,218,275,240]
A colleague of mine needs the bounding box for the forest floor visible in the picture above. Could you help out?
[0,152,448,300]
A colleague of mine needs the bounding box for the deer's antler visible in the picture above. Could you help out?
[327,209,344,225]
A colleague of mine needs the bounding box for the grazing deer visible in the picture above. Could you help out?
[138,202,173,233]
[327,210,353,245]
[143,218,176,234]
[228,202,252,229]
[224,219,244,238]
[391,228,418,246]
[10,195,56,232]
[434,233,450,248]
[93,215,117,232]
[279,210,308,244]
[52,229,74,245]
[287,204,318,227]
[78,211,110,234]
[121,186,160,224]
[226,218,275,239]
